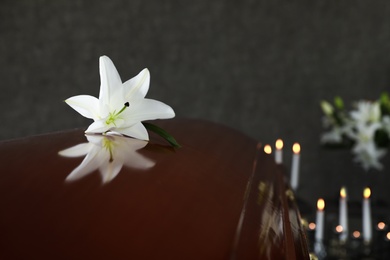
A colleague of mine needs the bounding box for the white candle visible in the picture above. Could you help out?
[290,143,300,190]
[315,198,325,241]
[362,187,372,243]
[339,187,348,242]
[275,139,283,164]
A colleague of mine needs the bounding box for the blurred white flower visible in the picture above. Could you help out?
[59,134,155,184]
[350,101,381,125]
[321,129,343,143]
[321,117,353,144]
[320,101,334,117]
[65,55,175,141]
[321,127,345,143]
[320,94,390,171]
[352,144,386,171]
[349,123,386,170]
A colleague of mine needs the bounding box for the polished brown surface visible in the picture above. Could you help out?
[0,118,308,259]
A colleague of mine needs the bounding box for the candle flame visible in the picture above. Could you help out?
[340,187,347,198]
[292,143,300,154]
[353,231,361,238]
[317,198,325,211]
[275,139,283,150]
[264,145,272,154]
[308,222,316,230]
[363,187,371,199]
[335,225,343,233]
[378,222,386,230]
[387,232,390,241]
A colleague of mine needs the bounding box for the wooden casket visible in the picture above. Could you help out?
[0,118,309,259]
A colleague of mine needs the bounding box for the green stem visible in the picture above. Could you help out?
[143,122,181,148]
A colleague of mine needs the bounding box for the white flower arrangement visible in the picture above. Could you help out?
[320,93,390,170]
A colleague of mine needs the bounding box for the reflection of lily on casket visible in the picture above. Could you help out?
[59,134,154,184]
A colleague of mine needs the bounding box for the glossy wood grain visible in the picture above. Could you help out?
[0,118,308,259]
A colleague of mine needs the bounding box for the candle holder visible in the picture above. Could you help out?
[302,198,390,259]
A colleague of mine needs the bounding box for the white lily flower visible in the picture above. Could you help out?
[320,116,353,144]
[349,122,386,170]
[350,123,380,151]
[65,56,175,140]
[59,134,155,184]
[321,127,344,143]
[350,101,381,125]
[352,142,386,171]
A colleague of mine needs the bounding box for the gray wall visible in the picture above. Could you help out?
[1,0,390,215]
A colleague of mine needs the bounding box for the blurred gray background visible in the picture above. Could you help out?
[1,0,390,216]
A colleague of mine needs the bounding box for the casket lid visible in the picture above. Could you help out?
[0,118,309,259]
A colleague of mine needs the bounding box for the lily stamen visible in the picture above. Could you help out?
[119,102,130,113]
[105,102,130,125]
[103,138,114,162]
[109,149,114,162]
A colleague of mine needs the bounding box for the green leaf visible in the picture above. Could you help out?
[143,122,181,148]
[332,111,344,126]
[380,92,390,116]
[334,96,344,110]
[380,92,389,104]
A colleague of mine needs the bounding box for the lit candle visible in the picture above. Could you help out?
[264,144,272,155]
[275,139,283,164]
[339,187,348,242]
[362,187,372,243]
[290,143,300,190]
[315,198,325,242]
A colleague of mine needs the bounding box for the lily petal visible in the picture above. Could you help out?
[120,137,149,150]
[123,68,150,100]
[85,134,111,145]
[99,56,123,108]
[100,160,123,184]
[123,99,175,123]
[65,95,100,120]
[58,143,91,157]
[117,122,149,140]
[65,146,105,182]
[123,153,155,169]
[85,120,111,134]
